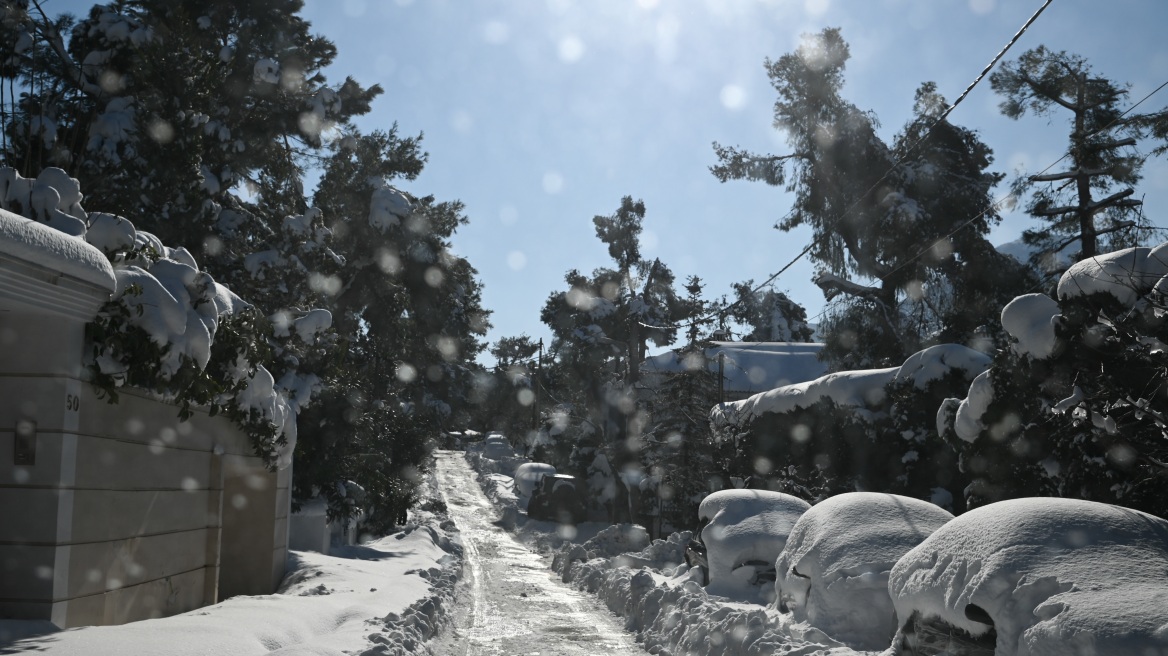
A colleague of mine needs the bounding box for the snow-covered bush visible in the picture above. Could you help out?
[888,497,1168,656]
[773,492,952,650]
[712,344,989,509]
[1,166,316,469]
[697,489,809,602]
[939,242,1168,517]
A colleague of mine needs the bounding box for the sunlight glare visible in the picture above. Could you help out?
[499,204,519,225]
[720,84,746,111]
[507,250,527,271]
[804,0,829,17]
[969,0,995,15]
[542,171,564,194]
[343,0,367,18]
[558,35,586,63]
[483,20,510,45]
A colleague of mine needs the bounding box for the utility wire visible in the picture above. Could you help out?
[639,0,1056,334]
[800,72,1168,331]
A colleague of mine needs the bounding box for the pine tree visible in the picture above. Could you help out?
[991,46,1153,261]
[1,0,490,529]
[727,281,814,342]
[712,30,1033,368]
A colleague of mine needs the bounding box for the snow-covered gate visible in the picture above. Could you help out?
[0,210,289,629]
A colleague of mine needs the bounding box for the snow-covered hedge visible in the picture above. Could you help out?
[711,344,990,508]
[0,166,324,468]
[939,242,1168,516]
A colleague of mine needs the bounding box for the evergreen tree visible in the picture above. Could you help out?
[712,29,1032,368]
[991,46,1153,260]
[1,0,490,529]
[643,277,722,532]
[727,281,814,342]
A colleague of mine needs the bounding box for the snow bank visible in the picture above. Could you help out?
[888,497,1168,656]
[1056,243,1168,307]
[773,492,952,650]
[712,344,991,429]
[698,490,810,602]
[0,511,463,656]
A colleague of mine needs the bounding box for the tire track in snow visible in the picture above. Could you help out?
[434,451,647,655]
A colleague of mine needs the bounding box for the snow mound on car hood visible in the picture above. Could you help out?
[774,492,952,650]
[698,489,810,601]
[888,497,1168,656]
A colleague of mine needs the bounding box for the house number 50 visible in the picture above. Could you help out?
[65,394,80,412]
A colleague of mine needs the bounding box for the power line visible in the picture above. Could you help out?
[802,72,1168,330]
[640,0,1056,334]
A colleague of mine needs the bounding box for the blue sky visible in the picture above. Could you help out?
[291,0,1168,359]
[54,0,1168,359]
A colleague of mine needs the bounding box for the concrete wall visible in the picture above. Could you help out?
[0,310,289,628]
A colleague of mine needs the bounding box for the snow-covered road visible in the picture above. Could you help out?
[431,450,647,656]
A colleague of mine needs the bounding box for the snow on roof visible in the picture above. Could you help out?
[697,489,810,600]
[774,492,953,650]
[1056,243,1168,307]
[643,341,827,395]
[712,344,990,429]
[0,208,114,292]
[888,497,1168,655]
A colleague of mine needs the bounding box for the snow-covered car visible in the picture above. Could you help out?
[773,492,952,651]
[513,462,556,499]
[481,433,513,460]
[887,497,1168,656]
[696,489,810,601]
[527,474,586,524]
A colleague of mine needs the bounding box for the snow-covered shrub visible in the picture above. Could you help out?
[712,344,989,509]
[697,489,809,602]
[2,166,318,469]
[939,243,1168,517]
[774,492,952,650]
[888,497,1168,656]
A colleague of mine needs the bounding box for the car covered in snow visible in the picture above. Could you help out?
[526,474,586,524]
[887,497,1168,656]
[512,462,556,500]
[695,489,810,601]
[481,433,513,460]
[773,492,952,651]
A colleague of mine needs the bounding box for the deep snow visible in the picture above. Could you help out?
[0,474,462,656]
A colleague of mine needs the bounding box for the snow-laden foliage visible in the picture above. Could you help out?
[1,166,312,468]
[939,242,1168,517]
[711,343,989,510]
[2,1,490,527]
[713,29,1035,369]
